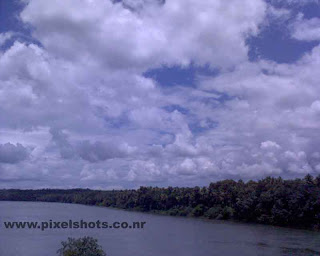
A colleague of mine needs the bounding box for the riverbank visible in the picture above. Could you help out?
[1,175,320,230]
[2,201,320,256]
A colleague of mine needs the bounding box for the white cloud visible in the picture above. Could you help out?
[292,15,320,41]
[0,32,13,47]
[1,0,320,188]
[77,140,135,162]
[261,141,281,150]
[20,0,266,70]
[0,143,30,164]
[266,5,291,23]
[270,0,319,6]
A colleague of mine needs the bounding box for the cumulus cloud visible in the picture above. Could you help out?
[260,141,281,150]
[77,140,134,162]
[198,45,320,177]
[1,0,320,188]
[292,15,320,41]
[50,128,75,159]
[20,0,266,70]
[0,143,29,164]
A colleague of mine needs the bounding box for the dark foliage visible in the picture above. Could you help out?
[57,236,106,256]
[1,175,320,229]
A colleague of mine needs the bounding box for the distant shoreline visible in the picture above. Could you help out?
[1,175,320,231]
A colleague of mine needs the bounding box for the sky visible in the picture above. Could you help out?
[0,0,320,189]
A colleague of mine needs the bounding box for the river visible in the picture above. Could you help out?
[0,201,320,256]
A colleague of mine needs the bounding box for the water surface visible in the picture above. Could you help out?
[0,201,320,256]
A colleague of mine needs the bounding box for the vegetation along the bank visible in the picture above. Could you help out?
[1,175,320,230]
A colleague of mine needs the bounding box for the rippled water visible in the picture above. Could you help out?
[0,201,320,256]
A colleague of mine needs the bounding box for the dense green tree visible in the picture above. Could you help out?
[57,237,106,256]
[2,175,320,229]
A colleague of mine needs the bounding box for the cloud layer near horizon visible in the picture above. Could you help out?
[1,0,320,189]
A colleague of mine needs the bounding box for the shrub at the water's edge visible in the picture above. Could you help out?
[57,236,106,256]
[1,174,320,230]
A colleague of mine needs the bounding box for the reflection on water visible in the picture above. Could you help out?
[281,247,320,256]
[0,201,320,256]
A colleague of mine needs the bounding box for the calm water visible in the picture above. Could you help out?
[0,202,320,256]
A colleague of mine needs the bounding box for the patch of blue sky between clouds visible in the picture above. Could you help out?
[143,64,222,135]
[143,64,219,88]
[0,0,40,51]
[298,3,320,19]
[247,25,319,63]
[268,0,320,19]
[0,0,25,33]
[162,104,189,115]
[104,114,133,131]
[189,119,218,135]
[247,0,320,63]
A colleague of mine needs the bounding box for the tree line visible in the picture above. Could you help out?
[1,175,320,229]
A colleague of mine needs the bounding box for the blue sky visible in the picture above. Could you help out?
[0,0,320,189]
[146,0,320,87]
